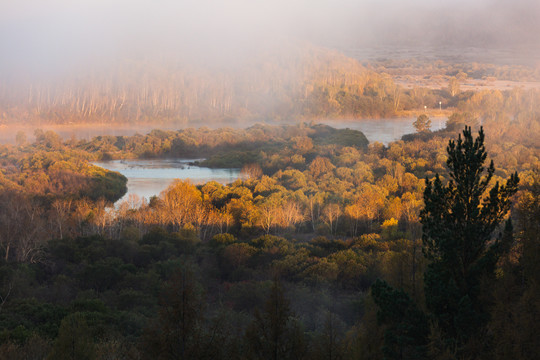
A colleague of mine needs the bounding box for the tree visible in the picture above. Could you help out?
[51,199,73,239]
[310,312,346,360]
[372,127,519,359]
[490,174,540,359]
[323,203,342,236]
[413,114,431,133]
[445,112,478,132]
[354,184,387,231]
[47,314,95,360]
[447,77,460,97]
[162,180,202,231]
[245,280,306,360]
[371,280,429,360]
[139,269,205,359]
[309,156,335,179]
[241,163,263,179]
[420,126,519,357]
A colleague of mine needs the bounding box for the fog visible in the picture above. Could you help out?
[1,0,539,79]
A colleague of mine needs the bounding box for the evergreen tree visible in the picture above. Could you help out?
[371,280,429,360]
[372,127,519,359]
[420,126,519,357]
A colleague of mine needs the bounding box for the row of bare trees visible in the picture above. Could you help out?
[0,46,408,125]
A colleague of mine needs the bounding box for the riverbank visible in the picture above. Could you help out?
[0,116,445,146]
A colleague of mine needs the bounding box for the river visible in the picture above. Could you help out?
[321,117,446,145]
[93,159,242,204]
[91,118,446,202]
[0,117,445,145]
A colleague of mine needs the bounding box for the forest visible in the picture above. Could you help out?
[0,42,539,359]
[2,0,540,355]
[0,78,539,359]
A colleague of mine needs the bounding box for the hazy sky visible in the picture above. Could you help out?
[1,0,539,77]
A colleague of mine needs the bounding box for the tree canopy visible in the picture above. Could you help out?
[373,127,520,359]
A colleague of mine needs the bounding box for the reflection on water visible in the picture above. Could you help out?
[94,159,241,203]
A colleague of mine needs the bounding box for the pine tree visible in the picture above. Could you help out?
[420,126,519,357]
[372,127,519,359]
[371,280,429,360]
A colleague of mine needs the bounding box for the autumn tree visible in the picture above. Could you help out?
[0,191,45,262]
[354,184,387,231]
[447,77,460,97]
[445,112,478,132]
[279,200,304,231]
[291,136,313,153]
[306,192,327,232]
[259,200,280,234]
[323,203,342,236]
[241,163,263,180]
[413,114,431,133]
[345,202,363,236]
[51,199,73,240]
[162,180,202,231]
[309,156,335,179]
[421,127,519,357]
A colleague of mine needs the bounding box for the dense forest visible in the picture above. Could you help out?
[0,83,539,359]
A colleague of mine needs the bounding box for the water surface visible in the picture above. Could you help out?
[321,117,446,145]
[94,159,241,203]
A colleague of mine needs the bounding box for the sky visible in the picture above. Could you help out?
[1,0,539,77]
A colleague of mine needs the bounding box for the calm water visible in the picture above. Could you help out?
[321,117,446,145]
[94,159,241,203]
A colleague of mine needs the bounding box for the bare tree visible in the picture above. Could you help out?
[51,199,72,239]
[323,203,342,236]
